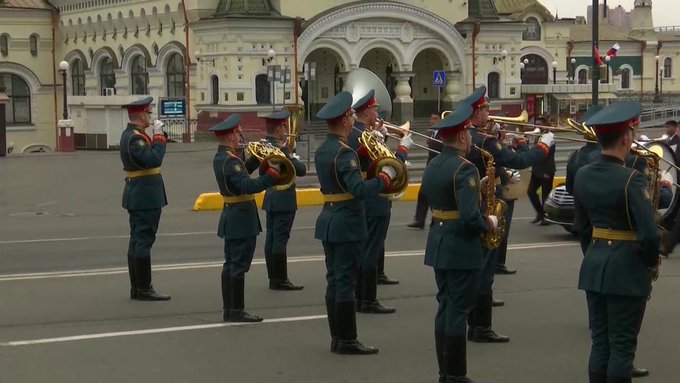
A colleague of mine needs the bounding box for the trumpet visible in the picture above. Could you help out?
[246,140,296,191]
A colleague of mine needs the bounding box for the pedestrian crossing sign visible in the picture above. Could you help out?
[433,71,446,88]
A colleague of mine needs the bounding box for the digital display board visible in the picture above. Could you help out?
[160,99,186,117]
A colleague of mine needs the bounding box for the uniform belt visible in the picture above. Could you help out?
[126,167,161,178]
[223,194,256,204]
[591,228,637,241]
[361,171,367,180]
[495,177,501,186]
[323,193,354,203]
[431,209,461,220]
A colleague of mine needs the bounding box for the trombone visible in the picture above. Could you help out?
[376,119,444,155]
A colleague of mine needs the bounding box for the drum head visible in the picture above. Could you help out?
[642,140,680,221]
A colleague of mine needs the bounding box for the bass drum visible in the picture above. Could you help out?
[642,140,680,222]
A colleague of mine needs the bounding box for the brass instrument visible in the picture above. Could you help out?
[285,104,303,151]
[358,130,409,198]
[477,146,508,249]
[489,110,529,125]
[246,141,296,191]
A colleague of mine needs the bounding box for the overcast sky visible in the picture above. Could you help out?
[538,0,679,28]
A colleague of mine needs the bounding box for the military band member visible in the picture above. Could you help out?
[565,106,604,196]
[423,103,499,383]
[261,110,307,291]
[119,96,171,301]
[210,114,282,323]
[314,91,398,355]
[347,89,413,314]
[573,101,660,383]
[463,86,554,343]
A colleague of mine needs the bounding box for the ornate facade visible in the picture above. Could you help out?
[1,0,678,153]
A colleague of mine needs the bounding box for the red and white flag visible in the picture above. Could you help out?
[606,43,620,59]
[594,45,604,66]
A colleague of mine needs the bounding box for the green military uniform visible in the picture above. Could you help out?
[119,96,171,301]
[261,110,307,291]
[463,86,551,343]
[210,114,280,323]
[347,89,409,314]
[422,103,493,382]
[314,91,395,355]
[565,106,604,195]
[573,102,660,383]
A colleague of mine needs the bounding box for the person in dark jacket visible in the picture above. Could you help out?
[408,114,443,229]
[527,116,556,225]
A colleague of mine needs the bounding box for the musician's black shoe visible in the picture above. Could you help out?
[469,327,510,343]
[135,287,171,301]
[492,298,505,307]
[377,273,399,285]
[495,265,517,275]
[225,309,263,323]
[538,219,551,226]
[632,367,649,378]
[406,221,424,229]
[330,337,338,353]
[335,340,379,355]
[531,214,543,224]
[269,279,304,291]
[359,300,396,314]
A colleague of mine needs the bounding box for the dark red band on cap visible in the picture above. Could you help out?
[356,97,377,112]
[472,97,489,111]
[593,118,639,133]
[438,120,472,139]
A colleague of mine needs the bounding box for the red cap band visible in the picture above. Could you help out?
[593,118,639,134]
[356,97,377,112]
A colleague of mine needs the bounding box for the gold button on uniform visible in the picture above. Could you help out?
[607,241,612,246]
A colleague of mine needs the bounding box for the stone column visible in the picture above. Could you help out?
[443,71,462,112]
[392,71,414,123]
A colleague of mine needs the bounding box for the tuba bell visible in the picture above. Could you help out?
[246,141,296,191]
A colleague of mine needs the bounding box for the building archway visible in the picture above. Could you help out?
[521,54,548,84]
[302,47,346,119]
[359,47,399,102]
[411,48,446,117]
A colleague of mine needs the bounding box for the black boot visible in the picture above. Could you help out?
[326,296,338,353]
[469,294,509,343]
[264,248,274,281]
[588,371,607,383]
[134,257,171,301]
[127,254,137,299]
[631,367,649,378]
[268,252,304,291]
[492,297,505,307]
[221,272,231,322]
[444,336,475,382]
[359,268,396,314]
[226,276,262,322]
[335,301,378,355]
[377,249,399,285]
[435,331,445,382]
[354,267,362,312]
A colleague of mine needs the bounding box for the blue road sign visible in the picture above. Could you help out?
[433,70,446,87]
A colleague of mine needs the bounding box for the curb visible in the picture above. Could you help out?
[193,177,566,211]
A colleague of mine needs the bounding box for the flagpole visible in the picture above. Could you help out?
[592,0,600,106]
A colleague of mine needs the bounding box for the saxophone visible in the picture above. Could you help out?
[477,146,508,249]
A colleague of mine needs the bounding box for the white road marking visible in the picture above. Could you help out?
[0,217,539,245]
[0,315,328,347]
[0,242,577,282]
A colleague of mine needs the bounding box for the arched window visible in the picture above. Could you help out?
[166,53,185,97]
[621,68,631,89]
[255,74,270,104]
[0,34,8,57]
[100,57,116,94]
[210,75,219,104]
[522,17,541,41]
[0,73,31,124]
[578,68,588,84]
[487,72,500,99]
[29,34,38,56]
[71,59,86,96]
[130,56,148,95]
[664,57,672,78]
[520,54,548,84]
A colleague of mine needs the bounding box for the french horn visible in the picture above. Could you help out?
[246,141,296,191]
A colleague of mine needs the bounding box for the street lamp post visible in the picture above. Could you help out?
[654,55,661,103]
[58,60,69,120]
[604,55,611,83]
[569,57,576,83]
[551,61,558,84]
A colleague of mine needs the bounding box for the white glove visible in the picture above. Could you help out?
[290,153,301,161]
[378,126,388,136]
[539,132,555,147]
[640,135,651,141]
[480,176,489,189]
[506,170,521,184]
[399,133,414,149]
[267,160,282,172]
[370,129,385,141]
[152,120,165,136]
[381,165,397,180]
[488,215,499,230]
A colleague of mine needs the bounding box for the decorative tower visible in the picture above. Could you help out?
[631,0,654,35]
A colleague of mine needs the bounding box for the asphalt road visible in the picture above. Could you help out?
[1,144,679,382]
